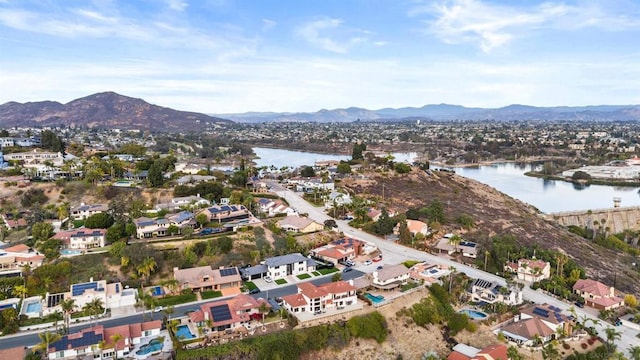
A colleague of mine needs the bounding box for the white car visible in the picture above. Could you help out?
[264,276,273,283]
[153,306,163,313]
[363,260,373,266]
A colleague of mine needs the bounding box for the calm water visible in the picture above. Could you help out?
[253,147,416,169]
[253,147,640,213]
[452,163,640,213]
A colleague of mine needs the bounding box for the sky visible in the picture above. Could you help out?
[1,0,639,114]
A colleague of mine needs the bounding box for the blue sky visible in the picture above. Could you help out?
[1,0,639,113]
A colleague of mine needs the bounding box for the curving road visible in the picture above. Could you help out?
[271,182,638,354]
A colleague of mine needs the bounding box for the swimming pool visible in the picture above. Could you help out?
[175,325,196,340]
[151,286,165,297]
[458,308,488,320]
[61,249,82,255]
[135,338,163,355]
[364,293,385,304]
[25,301,42,313]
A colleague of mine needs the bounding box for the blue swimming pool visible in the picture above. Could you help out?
[135,338,163,355]
[458,308,488,320]
[175,325,196,340]
[151,286,165,297]
[61,249,82,255]
[364,293,385,304]
[25,301,42,313]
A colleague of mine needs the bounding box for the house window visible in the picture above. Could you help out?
[56,351,65,358]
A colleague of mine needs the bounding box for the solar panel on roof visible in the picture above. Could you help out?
[230,206,238,211]
[220,268,238,277]
[532,308,549,317]
[210,304,232,322]
[72,282,98,296]
[115,283,120,293]
[52,331,103,352]
[220,205,231,211]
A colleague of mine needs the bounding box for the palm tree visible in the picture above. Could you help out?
[34,331,62,359]
[541,341,560,360]
[109,333,123,359]
[60,298,76,333]
[448,266,457,293]
[136,256,157,286]
[629,346,640,360]
[507,346,523,360]
[604,327,621,355]
[83,297,104,326]
[12,284,28,300]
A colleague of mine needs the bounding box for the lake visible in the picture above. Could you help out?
[253,147,416,169]
[451,163,640,213]
[252,147,640,213]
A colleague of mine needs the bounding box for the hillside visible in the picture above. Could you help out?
[342,170,640,295]
[0,92,231,131]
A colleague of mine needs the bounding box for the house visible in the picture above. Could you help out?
[65,229,106,250]
[133,217,169,238]
[101,154,134,162]
[277,215,323,233]
[123,170,148,181]
[256,198,297,217]
[310,238,366,265]
[573,279,624,310]
[469,278,523,306]
[409,262,451,285]
[324,191,352,209]
[155,195,211,211]
[0,244,44,274]
[282,280,358,316]
[447,343,508,360]
[434,237,457,256]
[504,258,551,282]
[165,211,196,229]
[188,293,268,332]
[47,321,161,359]
[0,346,27,360]
[367,208,382,222]
[173,266,242,293]
[371,264,411,290]
[498,303,572,346]
[241,253,316,281]
[70,203,109,220]
[433,238,478,260]
[394,219,429,237]
[199,204,251,224]
[3,150,64,166]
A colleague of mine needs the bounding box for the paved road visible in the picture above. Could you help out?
[271,183,639,354]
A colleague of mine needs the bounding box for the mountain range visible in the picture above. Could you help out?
[2,92,640,131]
[219,103,640,123]
[0,92,231,132]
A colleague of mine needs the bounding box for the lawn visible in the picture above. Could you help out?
[275,279,287,285]
[244,281,258,290]
[312,271,321,276]
[156,292,197,307]
[296,273,312,280]
[201,290,223,300]
[317,268,339,275]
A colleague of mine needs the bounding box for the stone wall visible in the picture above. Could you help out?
[547,206,640,234]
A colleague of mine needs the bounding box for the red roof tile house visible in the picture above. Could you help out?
[498,303,572,346]
[282,280,358,317]
[573,279,624,310]
[189,294,268,333]
[447,343,508,360]
[504,258,551,282]
[0,244,44,275]
[173,266,242,293]
[310,238,366,265]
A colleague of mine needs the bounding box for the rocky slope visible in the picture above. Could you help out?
[0,91,231,131]
[343,169,640,295]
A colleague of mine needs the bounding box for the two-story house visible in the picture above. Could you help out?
[469,278,523,306]
[282,280,358,316]
[573,279,624,310]
[61,229,106,250]
[504,258,551,282]
[188,294,268,333]
[70,203,109,220]
[199,204,251,224]
[0,244,44,276]
[173,266,242,293]
[371,264,411,290]
[310,238,366,265]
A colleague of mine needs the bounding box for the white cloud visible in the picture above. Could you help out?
[296,18,348,53]
[165,0,188,11]
[415,0,640,53]
[262,18,277,31]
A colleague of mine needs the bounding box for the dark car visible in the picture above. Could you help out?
[249,288,260,294]
[574,301,585,308]
[342,267,353,273]
[200,228,214,235]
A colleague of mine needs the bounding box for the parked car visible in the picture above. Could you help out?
[372,256,382,262]
[363,260,373,266]
[199,227,214,235]
[153,306,164,313]
[376,265,384,270]
[249,288,260,295]
[264,276,273,283]
[343,267,353,273]
[345,260,355,267]
[574,301,585,308]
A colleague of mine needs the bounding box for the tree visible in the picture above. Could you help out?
[300,166,315,177]
[136,256,157,285]
[507,346,523,360]
[624,294,638,308]
[394,163,411,174]
[398,219,412,245]
[83,297,105,325]
[31,221,54,242]
[60,299,76,333]
[147,161,164,187]
[84,213,115,229]
[337,162,352,174]
[541,341,560,360]
[331,273,342,282]
[34,331,62,359]
[374,208,395,235]
[629,346,640,360]
[195,213,208,228]
[11,284,28,300]
[604,327,621,355]
[351,143,366,161]
[106,224,124,244]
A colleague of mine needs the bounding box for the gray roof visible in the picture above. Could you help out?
[265,253,315,268]
[241,264,268,277]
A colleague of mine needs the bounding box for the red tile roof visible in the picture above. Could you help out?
[573,279,612,297]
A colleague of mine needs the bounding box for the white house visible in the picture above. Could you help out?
[70,203,109,220]
[371,264,411,290]
[282,280,358,315]
[67,229,106,250]
[504,258,551,282]
[469,278,523,306]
